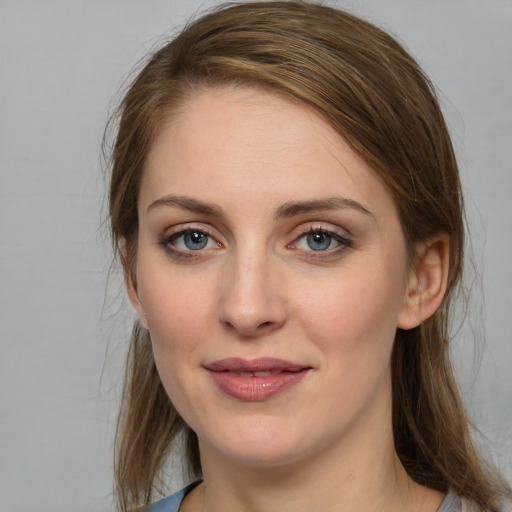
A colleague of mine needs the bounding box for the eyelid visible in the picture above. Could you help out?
[158,224,223,258]
[291,222,351,243]
[287,224,353,257]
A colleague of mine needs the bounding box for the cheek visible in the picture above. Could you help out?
[294,263,406,359]
[137,270,216,415]
[136,260,216,361]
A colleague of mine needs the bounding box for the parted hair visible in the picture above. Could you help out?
[107,2,508,511]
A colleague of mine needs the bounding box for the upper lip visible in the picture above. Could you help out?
[204,357,309,373]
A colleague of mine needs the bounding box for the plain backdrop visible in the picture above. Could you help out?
[1,1,511,511]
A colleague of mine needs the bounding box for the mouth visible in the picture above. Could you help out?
[204,357,312,401]
[227,370,282,378]
[205,357,309,373]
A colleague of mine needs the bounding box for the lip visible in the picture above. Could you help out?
[204,357,312,401]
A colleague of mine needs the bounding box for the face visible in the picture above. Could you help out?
[129,87,415,470]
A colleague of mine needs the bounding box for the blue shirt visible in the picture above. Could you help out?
[144,484,462,512]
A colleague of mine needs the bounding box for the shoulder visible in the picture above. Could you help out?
[144,487,188,512]
[439,491,512,512]
[144,489,185,512]
[144,481,202,512]
[460,495,512,512]
[493,494,512,512]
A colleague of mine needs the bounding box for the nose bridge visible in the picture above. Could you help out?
[218,243,286,336]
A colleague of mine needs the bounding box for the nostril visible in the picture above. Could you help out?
[258,321,271,329]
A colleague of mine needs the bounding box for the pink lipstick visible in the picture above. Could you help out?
[204,357,311,401]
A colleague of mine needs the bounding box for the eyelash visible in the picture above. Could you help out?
[159,225,353,260]
[159,226,219,260]
[288,226,353,259]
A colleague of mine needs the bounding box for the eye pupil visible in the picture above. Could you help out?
[307,232,332,251]
[184,231,208,250]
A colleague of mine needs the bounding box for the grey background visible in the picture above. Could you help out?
[1,1,510,511]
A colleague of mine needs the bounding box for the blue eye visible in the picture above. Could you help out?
[294,228,351,254]
[306,232,334,251]
[182,231,209,250]
[163,229,219,253]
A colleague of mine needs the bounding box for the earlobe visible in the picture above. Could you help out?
[397,233,450,330]
[125,272,150,330]
[121,241,150,330]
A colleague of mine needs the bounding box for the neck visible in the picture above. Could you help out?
[187,422,442,512]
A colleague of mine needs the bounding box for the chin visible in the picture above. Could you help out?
[197,416,325,469]
[216,441,306,468]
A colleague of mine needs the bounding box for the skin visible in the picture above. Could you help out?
[127,87,448,512]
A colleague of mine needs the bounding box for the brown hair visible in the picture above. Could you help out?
[107,2,508,511]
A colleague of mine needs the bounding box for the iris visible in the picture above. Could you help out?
[307,232,333,251]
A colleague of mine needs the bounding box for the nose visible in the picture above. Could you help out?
[218,252,287,337]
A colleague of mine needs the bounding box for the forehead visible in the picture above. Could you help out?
[140,86,396,219]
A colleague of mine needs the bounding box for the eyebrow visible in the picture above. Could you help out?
[274,197,372,219]
[146,195,223,216]
[146,194,372,219]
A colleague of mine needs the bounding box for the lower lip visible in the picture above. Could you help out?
[207,370,310,401]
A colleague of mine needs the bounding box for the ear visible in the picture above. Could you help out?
[397,233,450,330]
[121,241,150,330]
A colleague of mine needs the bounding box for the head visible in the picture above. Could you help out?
[108,2,501,510]
[112,2,463,284]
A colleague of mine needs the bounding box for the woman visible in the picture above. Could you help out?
[107,2,510,511]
